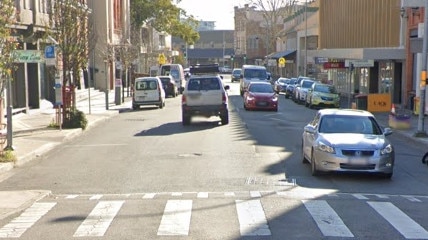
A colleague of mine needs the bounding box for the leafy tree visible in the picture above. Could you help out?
[47,0,91,125]
[130,0,199,45]
[0,0,18,99]
[0,0,18,125]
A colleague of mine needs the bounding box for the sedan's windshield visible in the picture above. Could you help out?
[314,84,337,94]
[249,84,274,93]
[301,80,315,88]
[319,115,383,135]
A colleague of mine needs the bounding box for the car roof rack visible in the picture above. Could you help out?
[189,64,220,75]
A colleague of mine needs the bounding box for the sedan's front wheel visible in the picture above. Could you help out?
[310,151,319,176]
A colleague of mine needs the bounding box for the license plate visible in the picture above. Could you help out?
[257,101,267,106]
[138,96,145,100]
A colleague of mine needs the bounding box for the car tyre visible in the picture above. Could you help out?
[132,104,138,110]
[302,143,309,164]
[310,151,319,176]
[220,112,229,125]
[182,114,191,125]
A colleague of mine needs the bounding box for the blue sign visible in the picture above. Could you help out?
[45,45,56,58]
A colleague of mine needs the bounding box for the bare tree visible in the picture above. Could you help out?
[248,0,298,54]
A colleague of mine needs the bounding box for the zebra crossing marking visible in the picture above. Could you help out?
[250,191,261,198]
[73,201,124,237]
[368,201,428,239]
[302,200,354,238]
[157,200,192,236]
[0,202,56,238]
[402,195,422,202]
[352,194,369,200]
[235,199,271,236]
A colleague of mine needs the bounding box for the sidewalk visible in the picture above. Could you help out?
[0,88,132,172]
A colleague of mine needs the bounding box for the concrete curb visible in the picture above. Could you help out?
[0,190,51,220]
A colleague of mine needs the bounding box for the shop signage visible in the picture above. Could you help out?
[12,50,44,63]
[345,59,374,67]
[323,62,345,69]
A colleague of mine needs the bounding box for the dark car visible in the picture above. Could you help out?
[285,78,297,99]
[158,75,178,97]
[243,82,278,111]
[231,68,242,83]
[274,78,290,94]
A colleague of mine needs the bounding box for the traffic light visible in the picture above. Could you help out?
[231,55,234,61]
[183,52,187,58]
[243,54,247,63]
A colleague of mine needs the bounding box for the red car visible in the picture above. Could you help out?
[243,82,278,111]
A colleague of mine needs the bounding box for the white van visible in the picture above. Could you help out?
[158,64,186,93]
[132,77,166,110]
[239,65,270,96]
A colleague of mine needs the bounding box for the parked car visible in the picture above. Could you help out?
[302,109,394,178]
[158,75,178,97]
[243,82,278,111]
[274,77,290,94]
[132,77,166,110]
[284,78,297,99]
[158,64,186,94]
[231,68,242,83]
[305,82,340,108]
[181,64,230,125]
[294,79,316,104]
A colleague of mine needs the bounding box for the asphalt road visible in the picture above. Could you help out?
[0,75,427,239]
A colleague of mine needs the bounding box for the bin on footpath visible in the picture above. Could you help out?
[355,94,368,110]
[388,104,411,129]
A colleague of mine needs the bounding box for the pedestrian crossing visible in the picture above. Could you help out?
[0,194,428,239]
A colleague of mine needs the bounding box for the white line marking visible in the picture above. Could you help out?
[250,191,261,198]
[352,194,368,200]
[157,200,192,236]
[69,144,127,147]
[0,202,56,238]
[302,200,354,237]
[235,199,271,236]
[375,194,389,199]
[89,194,103,200]
[197,192,208,198]
[402,196,422,202]
[73,201,124,237]
[65,195,78,199]
[143,193,156,199]
[171,192,183,196]
[225,192,235,197]
[368,201,428,239]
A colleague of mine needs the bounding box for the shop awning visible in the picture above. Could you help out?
[268,50,296,59]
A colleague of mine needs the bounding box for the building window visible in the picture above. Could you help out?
[114,0,122,30]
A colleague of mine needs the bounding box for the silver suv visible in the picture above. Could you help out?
[181,64,230,125]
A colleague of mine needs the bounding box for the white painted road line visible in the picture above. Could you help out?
[142,193,156,199]
[0,202,56,238]
[157,200,192,236]
[250,191,261,198]
[197,192,208,198]
[89,194,103,200]
[235,199,271,236]
[368,201,428,239]
[73,201,124,237]
[352,194,368,200]
[302,200,354,238]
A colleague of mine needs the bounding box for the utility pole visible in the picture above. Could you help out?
[304,0,308,76]
[415,0,427,137]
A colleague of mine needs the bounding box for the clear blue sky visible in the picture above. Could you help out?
[177,0,249,30]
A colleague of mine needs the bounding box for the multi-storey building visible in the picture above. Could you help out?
[87,0,130,97]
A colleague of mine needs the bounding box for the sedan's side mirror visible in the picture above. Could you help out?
[304,125,316,134]
[224,85,230,90]
[383,127,393,136]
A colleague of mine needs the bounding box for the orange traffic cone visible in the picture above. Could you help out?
[391,103,396,115]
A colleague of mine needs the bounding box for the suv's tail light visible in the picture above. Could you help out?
[182,94,187,104]
[222,92,227,104]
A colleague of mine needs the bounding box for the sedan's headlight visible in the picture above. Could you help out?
[272,95,278,101]
[380,144,393,155]
[316,141,335,154]
[246,96,254,101]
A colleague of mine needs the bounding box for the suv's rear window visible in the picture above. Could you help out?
[188,78,220,91]
[136,80,158,90]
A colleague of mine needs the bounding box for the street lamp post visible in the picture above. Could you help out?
[415,1,427,137]
[5,75,13,151]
